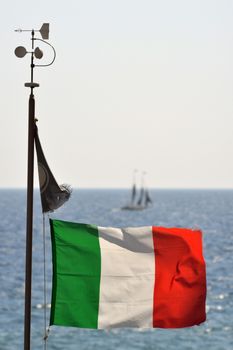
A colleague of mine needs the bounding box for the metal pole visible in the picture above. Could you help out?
[24,31,36,350]
[24,91,35,350]
[15,25,52,349]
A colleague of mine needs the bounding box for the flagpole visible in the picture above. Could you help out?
[24,89,35,350]
[24,29,38,350]
[14,24,51,350]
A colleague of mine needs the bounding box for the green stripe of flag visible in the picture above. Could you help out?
[50,219,101,328]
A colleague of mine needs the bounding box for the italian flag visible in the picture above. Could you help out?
[50,219,206,329]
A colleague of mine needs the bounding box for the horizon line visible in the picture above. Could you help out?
[0,187,233,191]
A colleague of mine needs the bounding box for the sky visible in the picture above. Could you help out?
[0,0,233,188]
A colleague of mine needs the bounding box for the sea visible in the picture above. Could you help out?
[0,189,233,350]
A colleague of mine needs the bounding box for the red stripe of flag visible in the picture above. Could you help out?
[152,227,206,328]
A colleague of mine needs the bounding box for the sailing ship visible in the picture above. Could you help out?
[121,171,153,210]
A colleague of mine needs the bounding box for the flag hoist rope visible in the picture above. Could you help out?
[42,213,50,349]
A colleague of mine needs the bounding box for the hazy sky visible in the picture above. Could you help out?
[1,0,233,188]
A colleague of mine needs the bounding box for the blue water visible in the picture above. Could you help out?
[0,189,233,349]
